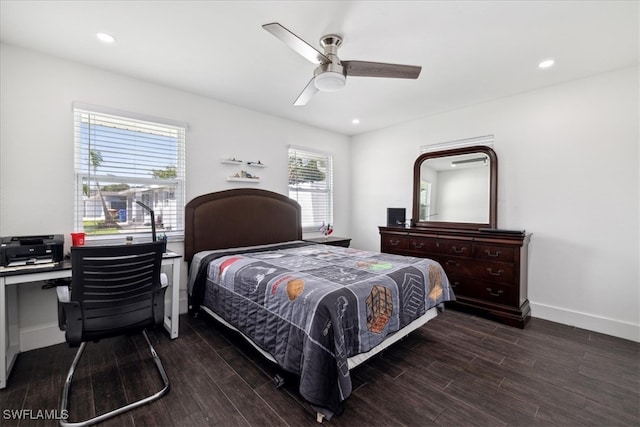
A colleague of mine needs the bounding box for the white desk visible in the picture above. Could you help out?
[0,251,182,389]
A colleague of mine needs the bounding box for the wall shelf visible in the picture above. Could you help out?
[221,159,266,167]
[227,177,261,183]
[222,158,264,183]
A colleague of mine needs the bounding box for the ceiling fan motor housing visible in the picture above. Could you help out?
[314,34,346,91]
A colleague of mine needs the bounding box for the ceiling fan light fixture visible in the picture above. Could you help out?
[314,71,346,92]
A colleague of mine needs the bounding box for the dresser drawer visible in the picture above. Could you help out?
[441,258,514,284]
[381,235,409,252]
[474,243,515,263]
[472,260,514,283]
[439,239,472,257]
[452,278,516,306]
[408,236,440,252]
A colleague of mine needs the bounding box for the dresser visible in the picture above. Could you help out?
[380,226,531,328]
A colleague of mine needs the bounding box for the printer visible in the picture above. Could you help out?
[0,235,64,267]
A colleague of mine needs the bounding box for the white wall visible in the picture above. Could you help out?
[350,66,639,342]
[436,166,489,223]
[0,44,350,350]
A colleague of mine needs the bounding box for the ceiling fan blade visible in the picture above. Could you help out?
[294,77,319,106]
[263,22,330,65]
[342,60,422,79]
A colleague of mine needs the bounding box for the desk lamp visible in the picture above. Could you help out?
[136,201,156,242]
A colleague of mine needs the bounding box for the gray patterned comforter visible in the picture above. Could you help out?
[187,241,454,416]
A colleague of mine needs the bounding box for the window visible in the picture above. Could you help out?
[288,147,333,232]
[73,104,186,240]
[420,181,432,219]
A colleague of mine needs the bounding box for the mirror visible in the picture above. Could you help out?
[412,146,497,229]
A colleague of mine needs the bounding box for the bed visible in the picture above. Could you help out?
[185,188,455,421]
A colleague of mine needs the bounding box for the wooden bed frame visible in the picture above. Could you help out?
[184,188,439,422]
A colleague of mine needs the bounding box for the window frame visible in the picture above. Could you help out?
[72,103,186,242]
[287,146,334,234]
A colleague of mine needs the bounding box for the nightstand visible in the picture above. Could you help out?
[303,236,351,248]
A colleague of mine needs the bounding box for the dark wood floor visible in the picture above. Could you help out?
[1,309,638,426]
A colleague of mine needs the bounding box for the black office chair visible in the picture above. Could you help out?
[57,241,170,426]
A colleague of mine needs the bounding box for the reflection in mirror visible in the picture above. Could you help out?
[420,153,490,223]
[413,145,497,229]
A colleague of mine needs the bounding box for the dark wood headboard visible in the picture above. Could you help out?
[184,188,302,262]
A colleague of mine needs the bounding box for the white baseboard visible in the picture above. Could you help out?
[19,296,191,352]
[530,302,639,343]
[20,322,65,352]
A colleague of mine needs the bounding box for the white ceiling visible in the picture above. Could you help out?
[1,1,638,136]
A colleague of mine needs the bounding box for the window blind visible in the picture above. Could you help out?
[288,147,334,232]
[73,106,186,240]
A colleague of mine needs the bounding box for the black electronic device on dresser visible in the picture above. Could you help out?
[379,145,531,328]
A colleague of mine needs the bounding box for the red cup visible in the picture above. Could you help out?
[71,232,85,246]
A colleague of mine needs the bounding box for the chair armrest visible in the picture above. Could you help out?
[56,285,70,303]
[152,287,167,326]
[56,285,71,331]
[161,272,168,288]
[59,301,83,347]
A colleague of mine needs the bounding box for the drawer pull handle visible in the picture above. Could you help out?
[452,246,466,254]
[485,249,501,257]
[446,260,459,267]
[389,240,400,246]
[486,268,504,276]
[486,288,504,297]
[451,282,460,288]
[413,242,424,248]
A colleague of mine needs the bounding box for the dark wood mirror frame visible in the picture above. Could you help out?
[412,145,498,230]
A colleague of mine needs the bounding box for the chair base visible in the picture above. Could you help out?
[59,330,170,427]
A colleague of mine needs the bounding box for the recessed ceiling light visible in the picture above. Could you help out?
[538,59,555,69]
[352,118,360,125]
[96,32,116,44]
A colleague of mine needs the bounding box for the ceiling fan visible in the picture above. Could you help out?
[262,22,422,106]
